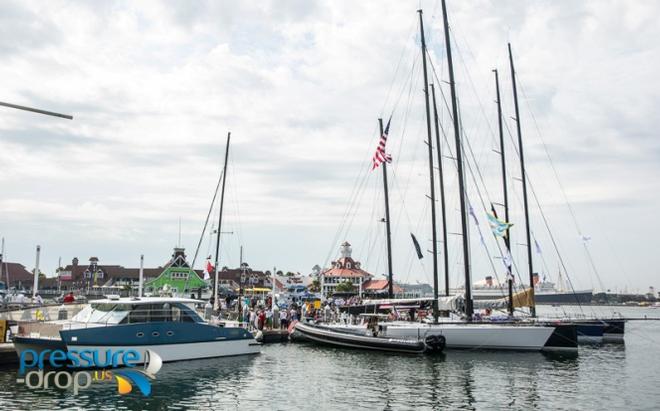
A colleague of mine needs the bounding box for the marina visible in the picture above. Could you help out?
[0,306,658,409]
[1,0,659,409]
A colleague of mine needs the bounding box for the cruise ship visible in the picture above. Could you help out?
[452,275,593,304]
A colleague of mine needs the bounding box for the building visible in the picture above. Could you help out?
[320,242,373,296]
[398,283,434,298]
[361,279,404,297]
[56,256,163,293]
[0,261,35,291]
[217,263,273,292]
[144,248,207,295]
[52,247,207,295]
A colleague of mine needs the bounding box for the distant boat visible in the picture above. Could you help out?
[452,277,593,305]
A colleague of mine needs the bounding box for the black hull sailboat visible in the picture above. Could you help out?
[291,321,445,354]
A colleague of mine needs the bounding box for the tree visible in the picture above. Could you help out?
[276,270,284,276]
[309,279,321,292]
[335,281,355,293]
[285,271,295,277]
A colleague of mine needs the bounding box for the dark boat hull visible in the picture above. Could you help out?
[292,322,440,354]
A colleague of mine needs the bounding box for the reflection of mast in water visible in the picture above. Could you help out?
[460,361,476,408]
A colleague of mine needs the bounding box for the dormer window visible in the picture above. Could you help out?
[347,263,352,269]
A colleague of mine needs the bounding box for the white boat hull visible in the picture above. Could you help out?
[68,339,261,364]
[383,323,556,351]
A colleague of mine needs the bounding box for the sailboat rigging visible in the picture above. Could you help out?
[492,68,515,316]
[378,118,395,299]
[508,43,536,317]
[430,83,450,297]
[439,0,473,319]
[418,9,441,322]
[213,132,231,312]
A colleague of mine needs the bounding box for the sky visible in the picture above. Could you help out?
[0,0,658,293]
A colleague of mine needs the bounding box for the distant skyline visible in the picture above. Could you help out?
[1,1,659,293]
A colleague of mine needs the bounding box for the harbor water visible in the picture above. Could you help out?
[1,306,659,410]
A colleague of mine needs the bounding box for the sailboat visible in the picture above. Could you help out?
[328,3,576,352]
[14,132,262,362]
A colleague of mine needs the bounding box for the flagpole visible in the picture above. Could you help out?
[430,84,450,297]
[213,132,231,312]
[418,9,440,323]
[0,238,5,291]
[138,254,144,298]
[378,118,395,299]
[33,245,41,299]
[441,0,473,319]
[508,43,536,317]
[492,69,514,316]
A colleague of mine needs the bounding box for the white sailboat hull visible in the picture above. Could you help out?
[383,323,555,351]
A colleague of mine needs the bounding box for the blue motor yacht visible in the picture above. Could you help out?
[13,296,261,362]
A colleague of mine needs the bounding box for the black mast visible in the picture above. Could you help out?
[418,9,439,322]
[441,0,473,318]
[213,132,231,312]
[508,43,536,317]
[493,69,514,316]
[430,84,450,296]
[379,118,395,299]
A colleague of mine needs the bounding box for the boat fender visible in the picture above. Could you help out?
[425,335,446,352]
[288,320,298,335]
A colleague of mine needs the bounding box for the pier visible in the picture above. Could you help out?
[0,343,17,365]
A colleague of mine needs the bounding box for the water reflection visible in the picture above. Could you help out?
[0,327,655,411]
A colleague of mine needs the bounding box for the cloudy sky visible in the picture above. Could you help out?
[0,0,658,293]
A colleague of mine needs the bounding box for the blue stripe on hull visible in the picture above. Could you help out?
[60,322,254,346]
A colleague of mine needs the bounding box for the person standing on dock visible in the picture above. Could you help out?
[265,307,273,329]
[279,309,288,329]
[249,309,256,331]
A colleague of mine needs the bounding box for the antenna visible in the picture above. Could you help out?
[178,217,182,247]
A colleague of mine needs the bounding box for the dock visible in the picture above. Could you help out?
[258,329,289,344]
[0,343,17,365]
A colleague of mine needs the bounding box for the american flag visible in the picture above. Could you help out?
[372,117,393,170]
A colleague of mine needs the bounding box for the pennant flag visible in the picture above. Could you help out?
[372,117,393,170]
[502,249,513,270]
[468,203,479,226]
[410,233,423,259]
[534,239,542,254]
[203,259,213,281]
[487,213,513,237]
[581,235,592,242]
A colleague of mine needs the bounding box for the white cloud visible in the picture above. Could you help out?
[0,0,658,293]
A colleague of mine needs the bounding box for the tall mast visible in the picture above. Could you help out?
[379,118,395,299]
[508,43,536,317]
[213,132,231,312]
[417,9,439,321]
[441,0,473,318]
[430,84,450,296]
[493,69,514,316]
[0,238,5,290]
